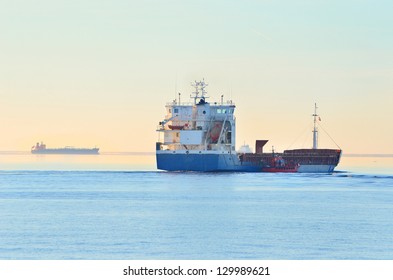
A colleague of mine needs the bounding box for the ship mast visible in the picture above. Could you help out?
[190,79,209,104]
[312,103,318,149]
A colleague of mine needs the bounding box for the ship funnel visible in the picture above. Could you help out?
[255,140,269,154]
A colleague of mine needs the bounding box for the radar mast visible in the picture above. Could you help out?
[312,103,319,149]
[190,79,209,104]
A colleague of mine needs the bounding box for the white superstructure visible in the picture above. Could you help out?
[157,80,236,153]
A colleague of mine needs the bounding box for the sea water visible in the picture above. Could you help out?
[0,153,393,260]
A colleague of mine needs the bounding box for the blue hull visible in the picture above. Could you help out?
[156,153,261,172]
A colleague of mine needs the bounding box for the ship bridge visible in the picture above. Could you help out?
[157,80,236,152]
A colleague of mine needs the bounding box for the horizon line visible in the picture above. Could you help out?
[1,151,393,158]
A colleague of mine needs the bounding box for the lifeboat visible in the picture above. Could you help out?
[209,122,222,143]
[168,124,185,130]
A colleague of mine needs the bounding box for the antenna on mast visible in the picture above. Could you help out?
[312,103,319,149]
[190,79,209,105]
[174,74,178,104]
[191,80,199,105]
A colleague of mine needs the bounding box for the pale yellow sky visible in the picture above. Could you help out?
[1,0,392,153]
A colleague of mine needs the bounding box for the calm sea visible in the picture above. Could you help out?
[1,152,393,260]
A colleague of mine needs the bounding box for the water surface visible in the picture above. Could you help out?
[1,153,392,259]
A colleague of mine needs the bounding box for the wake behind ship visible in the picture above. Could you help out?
[156,80,341,172]
[31,142,99,155]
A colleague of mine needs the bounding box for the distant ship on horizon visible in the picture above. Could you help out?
[31,142,99,155]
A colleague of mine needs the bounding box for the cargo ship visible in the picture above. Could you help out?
[31,142,99,155]
[156,80,341,172]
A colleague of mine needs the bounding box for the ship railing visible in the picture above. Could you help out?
[157,118,233,131]
[157,143,234,152]
[166,102,194,106]
[163,115,233,122]
[166,101,235,106]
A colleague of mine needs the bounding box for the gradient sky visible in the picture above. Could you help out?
[1,0,392,153]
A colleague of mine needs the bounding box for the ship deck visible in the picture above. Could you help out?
[240,149,342,166]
